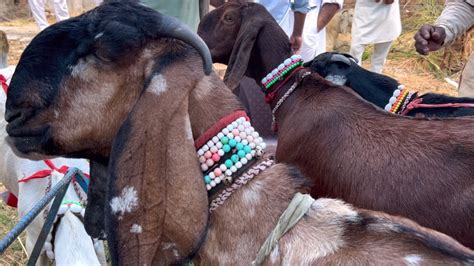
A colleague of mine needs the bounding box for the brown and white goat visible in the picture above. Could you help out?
[198,2,474,248]
[4,2,474,264]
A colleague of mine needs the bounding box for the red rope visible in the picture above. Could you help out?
[400,97,474,115]
[0,74,7,94]
[194,110,249,149]
[264,66,304,104]
[18,159,89,183]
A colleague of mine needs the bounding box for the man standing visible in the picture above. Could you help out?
[350,0,401,73]
[29,0,70,30]
[414,0,474,97]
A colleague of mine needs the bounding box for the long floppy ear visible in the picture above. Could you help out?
[223,5,263,92]
[106,72,209,264]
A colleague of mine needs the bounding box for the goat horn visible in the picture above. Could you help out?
[156,14,213,75]
[330,54,353,66]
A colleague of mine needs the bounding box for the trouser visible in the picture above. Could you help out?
[459,54,474,98]
[29,0,69,31]
[350,41,393,73]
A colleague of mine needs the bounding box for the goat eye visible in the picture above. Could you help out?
[223,15,234,24]
[93,50,112,63]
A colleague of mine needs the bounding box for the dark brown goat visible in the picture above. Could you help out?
[198,2,474,248]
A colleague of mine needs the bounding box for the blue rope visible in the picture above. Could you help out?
[74,171,89,194]
[0,168,80,257]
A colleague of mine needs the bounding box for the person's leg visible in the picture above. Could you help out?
[459,54,474,98]
[53,0,70,22]
[349,42,365,66]
[371,41,392,73]
[28,0,49,30]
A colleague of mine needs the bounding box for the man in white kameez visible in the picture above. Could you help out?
[350,0,401,73]
[29,0,70,31]
[414,0,474,97]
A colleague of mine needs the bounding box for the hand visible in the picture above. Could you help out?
[290,34,303,54]
[414,24,446,55]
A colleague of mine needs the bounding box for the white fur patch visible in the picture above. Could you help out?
[130,224,142,234]
[147,74,167,96]
[69,57,98,82]
[404,255,423,265]
[110,186,139,217]
[193,75,213,100]
[325,75,347,86]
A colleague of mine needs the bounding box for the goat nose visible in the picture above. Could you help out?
[5,109,23,123]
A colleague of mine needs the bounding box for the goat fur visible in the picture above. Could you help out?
[0,71,106,265]
[198,2,474,248]
[3,2,474,264]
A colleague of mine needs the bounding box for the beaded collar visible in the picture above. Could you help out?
[195,111,266,192]
[384,85,412,114]
[261,54,303,91]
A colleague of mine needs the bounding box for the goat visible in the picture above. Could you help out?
[0,70,106,265]
[198,2,474,248]
[3,2,474,264]
[309,51,474,117]
[325,8,353,51]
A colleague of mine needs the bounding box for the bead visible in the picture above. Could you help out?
[210,146,218,153]
[227,133,234,139]
[216,142,223,149]
[232,129,240,136]
[197,149,204,156]
[238,150,246,158]
[206,159,214,167]
[238,132,247,139]
[278,63,285,70]
[218,149,225,156]
[215,177,221,184]
[206,184,212,190]
[398,84,405,90]
[230,166,237,173]
[210,181,216,187]
[254,138,261,145]
[266,73,272,80]
[204,175,211,184]
[231,154,240,163]
[384,104,392,111]
[238,125,245,131]
[242,139,249,145]
[222,128,229,135]
[234,136,242,142]
[201,164,208,171]
[271,69,278,76]
[247,136,254,142]
[225,159,233,168]
[220,164,227,171]
[209,172,215,179]
[214,168,222,176]
[245,128,252,135]
[260,142,267,149]
[245,153,253,160]
[291,54,301,60]
[250,150,256,157]
[221,136,229,144]
[229,139,237,147]
[223,144,231,153]
[225,170,233,176]
[212,154,220,162]
[212,136,219,143]
[262,77,267,84]
[217,132,224,139]
[241,158,248,164]
[204,151,212,159]
[244,145,252,153]
[235,161,243,169]
[389,96,396,104]
[243,121,251,127]
[252,132,259,138]
[249,142,256,149]
[199,156,206,163]
[227,124,234,131]
[207,140,214,147]
[236,143,244,150]
[232,121,238,128]
[393,89,401,97]
[284,58,292,65]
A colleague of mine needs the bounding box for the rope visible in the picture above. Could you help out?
[209,159,274,213]
[400,97,474,115]
[252,192,315,266]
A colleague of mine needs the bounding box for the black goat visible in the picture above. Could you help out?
[309,52,474,117]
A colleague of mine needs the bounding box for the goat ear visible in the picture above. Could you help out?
[106,74,209,265]
[223,8,263,92]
